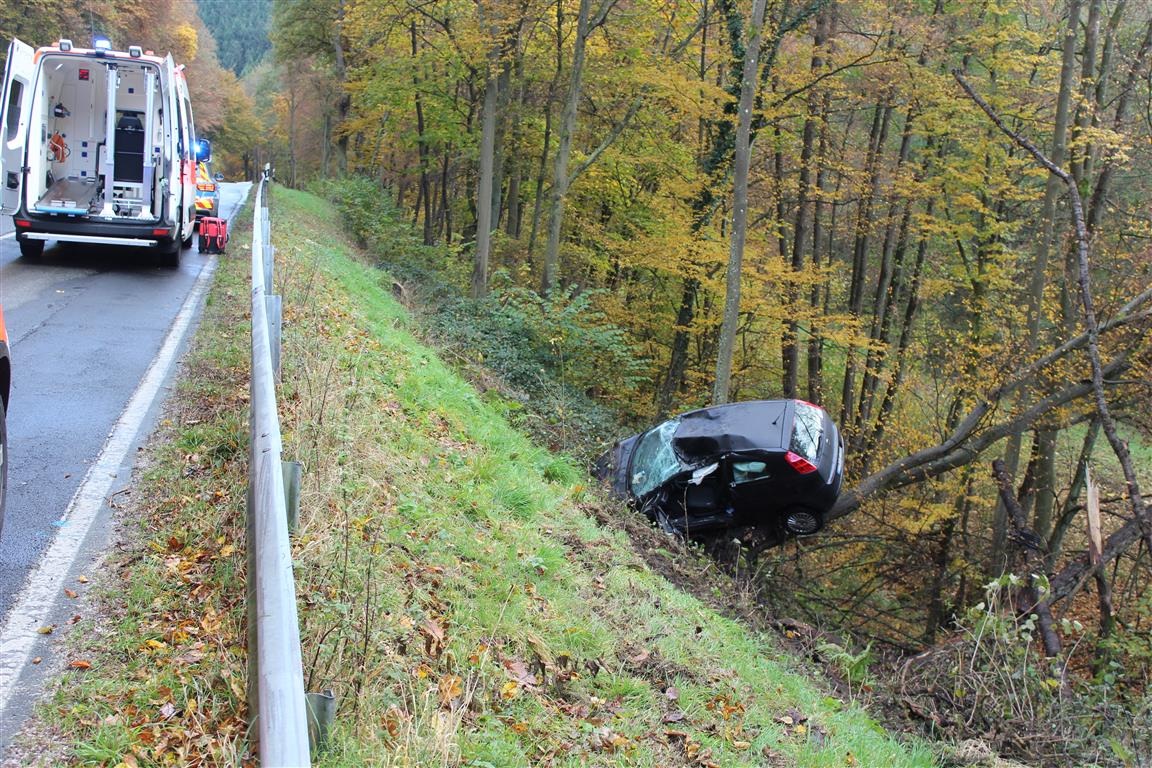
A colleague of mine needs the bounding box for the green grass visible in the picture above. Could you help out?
[15,186,936,767]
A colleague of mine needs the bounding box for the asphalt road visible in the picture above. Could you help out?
[0,182,249,753]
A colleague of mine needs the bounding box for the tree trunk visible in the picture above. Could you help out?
[330,0,351,175]
[991,460,1063,658]
[657,278,699,416]
[992,0,1081,570]
[713,0,769,405]
[788,11,827,398]
[529,0,564,256]
[472,62,500,299]
[542,0,597,293]
[840,98,892,434]
[1088,17,1152,235]
[806,79,833,404]
[411,21,435,245]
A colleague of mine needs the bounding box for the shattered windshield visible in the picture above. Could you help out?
[629,417,684,496]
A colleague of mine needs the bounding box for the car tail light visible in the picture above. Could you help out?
[785,451,818,474]
[197,183,215,191]
[152,227,171,237]
[14,219,31,228]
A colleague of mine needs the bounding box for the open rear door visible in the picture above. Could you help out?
[1,38,36,215]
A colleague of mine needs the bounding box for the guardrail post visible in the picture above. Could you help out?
[306,689,337,757]
[264,244,275,294]
[266,294,282,379]
[282,460,302,534]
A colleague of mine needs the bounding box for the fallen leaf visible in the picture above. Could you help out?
[663,710,686,723]
[504,659,537,687]
[438,674,463,707]
[665,686,679,701]
[69,660,92,670]
[588,726,628,752]
[31,657,41,665]
[64,588,78,599]
[37,626,55,635]
[420,618,446,657]
[76,576,89,583]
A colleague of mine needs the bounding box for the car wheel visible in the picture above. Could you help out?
[0,403,7,541]
[783,507,823,537]
[19,238,44,260]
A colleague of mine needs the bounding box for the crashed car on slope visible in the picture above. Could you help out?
[596,399,845,544]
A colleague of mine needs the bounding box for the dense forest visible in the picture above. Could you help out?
[4,0,1151,762]
[267,0,1152,760]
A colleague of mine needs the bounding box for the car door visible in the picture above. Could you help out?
[1,38,36,215]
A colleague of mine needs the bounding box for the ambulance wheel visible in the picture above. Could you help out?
[157,239,181,268]
[18,238,44,260]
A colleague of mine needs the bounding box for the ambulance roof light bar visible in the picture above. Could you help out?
[58,39,73,51]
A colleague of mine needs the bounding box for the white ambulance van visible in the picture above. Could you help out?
[1,37,202,266]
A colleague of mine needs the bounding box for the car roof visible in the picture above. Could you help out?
[671,399,794,463]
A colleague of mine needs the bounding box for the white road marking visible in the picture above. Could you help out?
[0,255,218,711]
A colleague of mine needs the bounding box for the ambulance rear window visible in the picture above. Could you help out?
[5,80,24,141]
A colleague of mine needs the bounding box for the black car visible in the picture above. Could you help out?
[596,399,845,543]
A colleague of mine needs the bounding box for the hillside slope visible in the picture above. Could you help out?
[7,188,936,767]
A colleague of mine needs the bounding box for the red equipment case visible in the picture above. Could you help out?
[198,217,228,254]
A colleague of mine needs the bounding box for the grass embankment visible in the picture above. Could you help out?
[17,188,935,767]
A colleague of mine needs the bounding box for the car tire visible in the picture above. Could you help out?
[18,238,44,260]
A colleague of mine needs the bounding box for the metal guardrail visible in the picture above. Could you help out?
[247,170,312,767]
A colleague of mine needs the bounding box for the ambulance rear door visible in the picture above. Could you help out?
[1,38,36,214]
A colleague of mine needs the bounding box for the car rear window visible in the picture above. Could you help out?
[790,402,824,461]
